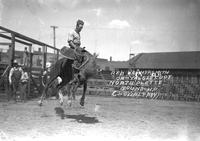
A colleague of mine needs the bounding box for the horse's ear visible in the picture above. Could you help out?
[93,53,99,58]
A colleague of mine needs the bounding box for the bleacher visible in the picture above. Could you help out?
[158,75,200,101]
[93,70,114,80]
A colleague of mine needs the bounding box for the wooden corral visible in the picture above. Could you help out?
[0,26,59,101]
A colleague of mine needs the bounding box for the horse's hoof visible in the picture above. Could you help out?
[80,101,84,107]
[60,101,63,106]
[59,98,63,105]
[68,100,72,107]
[38,101,43,106]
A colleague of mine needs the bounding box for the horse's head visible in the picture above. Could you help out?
[81,51,98,79]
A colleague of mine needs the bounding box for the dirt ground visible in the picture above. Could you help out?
[0,95,200,141]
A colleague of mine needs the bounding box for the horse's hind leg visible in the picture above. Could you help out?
[72,83,79,100]
[67,84,74,107]
[65,83,76,107]
[57,81,68,106]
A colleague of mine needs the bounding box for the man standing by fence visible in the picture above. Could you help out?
[20,67,29,102]
[9,60,23,102]
[22,47,29,67]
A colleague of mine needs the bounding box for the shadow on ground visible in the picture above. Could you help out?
[54,107,100,124]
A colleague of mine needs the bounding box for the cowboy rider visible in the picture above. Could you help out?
[67,19,85,84]
[68,19,83,50]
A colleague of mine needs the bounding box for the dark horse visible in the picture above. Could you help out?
[38,48,97,106]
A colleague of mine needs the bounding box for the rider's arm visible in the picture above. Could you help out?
[68,40,77,49]
[67,30,79,49]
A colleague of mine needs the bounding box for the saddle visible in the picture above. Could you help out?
[60,46,89,70]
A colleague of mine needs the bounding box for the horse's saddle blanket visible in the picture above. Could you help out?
[60,46,86,60]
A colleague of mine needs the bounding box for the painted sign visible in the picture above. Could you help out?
[109,69,172,98]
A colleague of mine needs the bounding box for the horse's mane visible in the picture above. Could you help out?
[82,49,93,58]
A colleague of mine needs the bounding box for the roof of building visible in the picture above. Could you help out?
[97,59,129,71]
[96,58,108,62]
[109,61,129,69]
[129,51,200,69]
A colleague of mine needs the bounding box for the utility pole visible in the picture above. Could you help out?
[50,26,58,54]
[129,45,134,60]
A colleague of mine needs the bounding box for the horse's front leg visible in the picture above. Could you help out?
[38,86,47,106]
[58,89,64,105]
[38,76,57,106]
[80,81,87,106]
[67,84,75,107]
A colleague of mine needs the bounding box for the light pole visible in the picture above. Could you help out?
[50,25,58,53]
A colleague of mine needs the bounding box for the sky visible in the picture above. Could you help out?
[0,0,200,61]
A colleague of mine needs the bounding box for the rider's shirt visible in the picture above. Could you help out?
[67,30,81,48]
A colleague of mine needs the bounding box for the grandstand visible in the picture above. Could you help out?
[128,51,200,101]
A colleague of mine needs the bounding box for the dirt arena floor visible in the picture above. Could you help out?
[0,95,200,141]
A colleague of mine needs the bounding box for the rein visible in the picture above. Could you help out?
[77,53,90,70]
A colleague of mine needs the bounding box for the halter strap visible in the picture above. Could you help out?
[73,53,90,70]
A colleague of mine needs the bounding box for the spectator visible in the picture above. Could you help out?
[23,47,29,66]
[9,60,23,102]
[20,67,29,102]
[42,62,52,85]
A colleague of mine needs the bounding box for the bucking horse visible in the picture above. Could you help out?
[38,46,98,106]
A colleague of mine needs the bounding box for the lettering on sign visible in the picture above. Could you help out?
[109,70,172,98]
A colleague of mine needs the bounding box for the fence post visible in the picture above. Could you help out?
[56,49,59,61]
[10,34,15,66]
[28,45,32,99]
